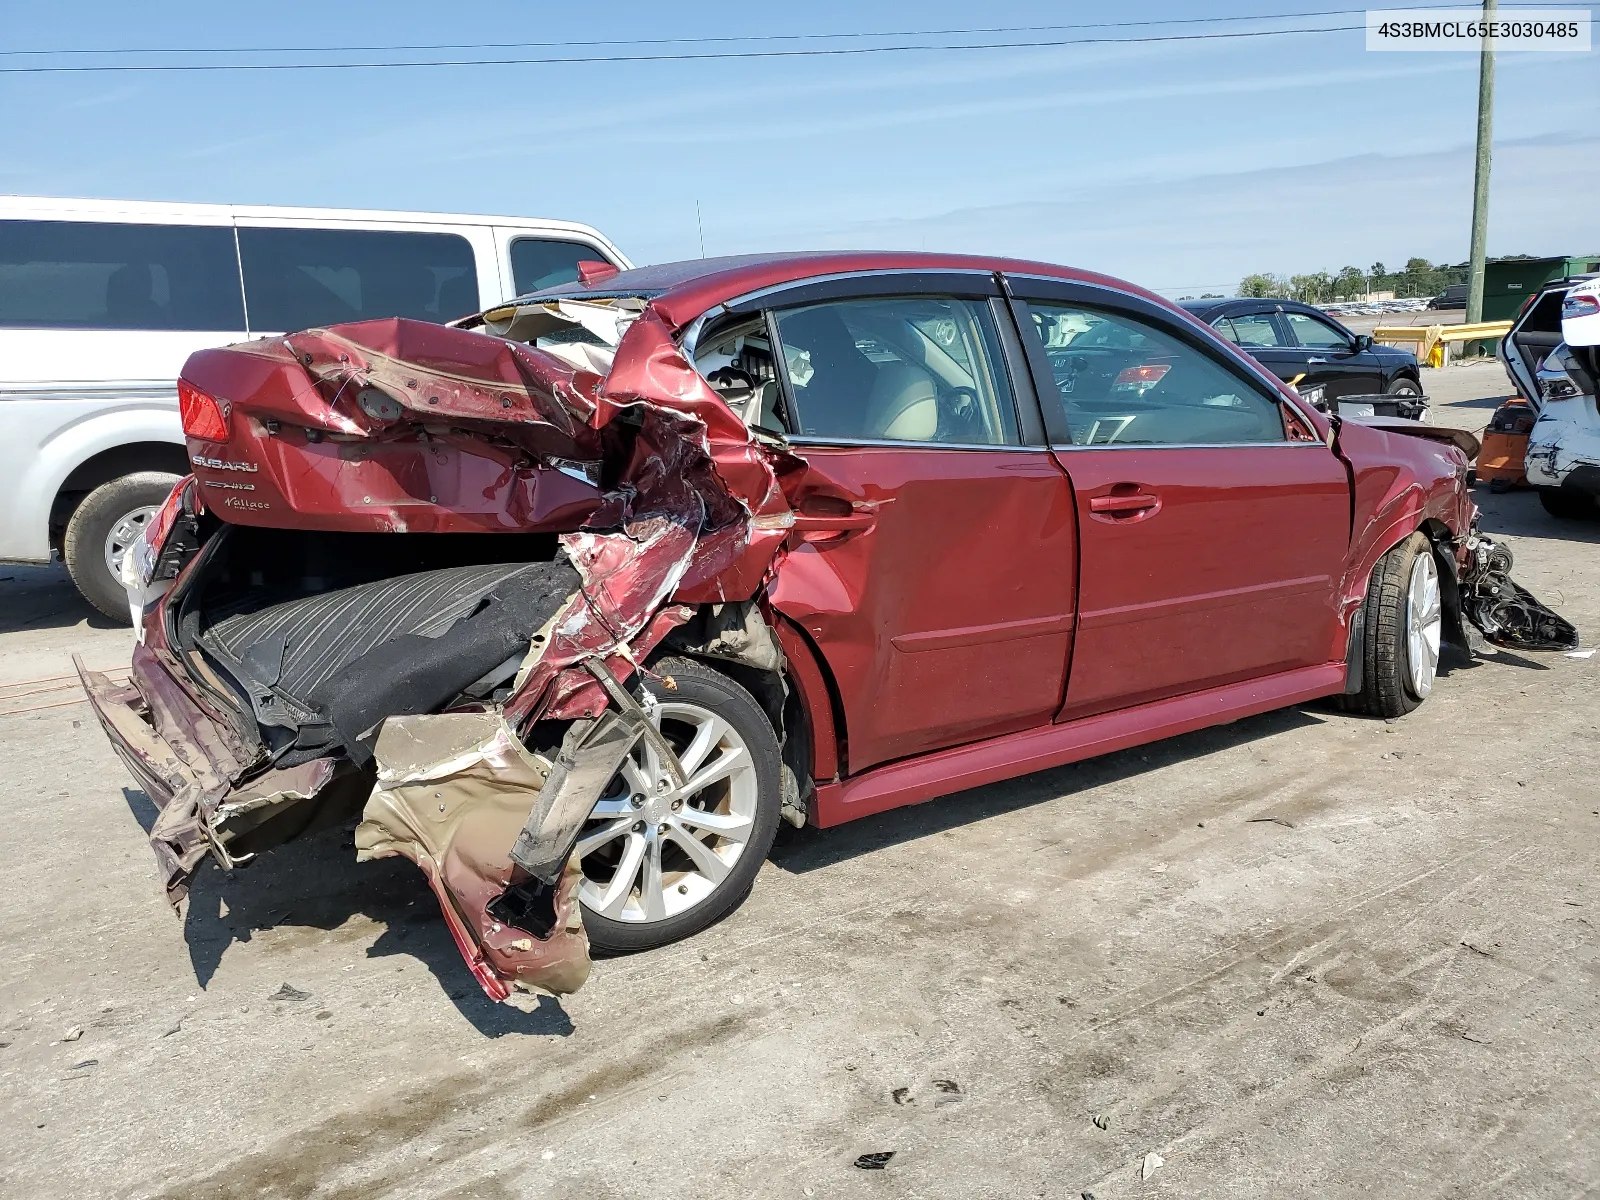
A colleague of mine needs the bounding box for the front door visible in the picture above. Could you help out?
[1281,309,1377,399]
[761,290,1078,773]
[1009,285,1351,721]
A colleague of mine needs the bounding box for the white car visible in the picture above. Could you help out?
[1501,274,1600,518]
[0,197,630,618]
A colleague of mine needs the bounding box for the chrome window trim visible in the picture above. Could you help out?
[681,268,1001,360]
[1049,439,1329,452]
[785,436,1053,452]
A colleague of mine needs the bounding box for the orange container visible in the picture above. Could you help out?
[1476,398,1536,489]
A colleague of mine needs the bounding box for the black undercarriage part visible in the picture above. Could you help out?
[1459,534,1579,651]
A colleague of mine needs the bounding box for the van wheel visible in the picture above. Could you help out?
[1342,533,1442,719]
[63,472,180,622]
[574,656,781,953]
[1538,488,1595,519]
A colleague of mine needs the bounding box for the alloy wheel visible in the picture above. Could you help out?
[103,505,157,582]
[1405,551,1442,699]
[575,700,758,924]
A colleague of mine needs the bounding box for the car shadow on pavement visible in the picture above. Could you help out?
[770,705,1326,876]
[1474,488,1600,546]
[0,564,121,634]
[126,802,574,1038]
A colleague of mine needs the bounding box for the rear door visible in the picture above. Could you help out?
[1006,278,1350,721]
[752,273,1078,773]
[1210,306,1307,388]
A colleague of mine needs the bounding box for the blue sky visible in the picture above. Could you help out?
[3,1,1595,295]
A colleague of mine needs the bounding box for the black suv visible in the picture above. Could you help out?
[1178,298,1424,413]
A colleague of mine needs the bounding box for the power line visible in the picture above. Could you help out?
[0,23,1378,74]
[0,3,1551,59]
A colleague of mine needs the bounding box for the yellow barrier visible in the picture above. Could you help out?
[1373,321,1513,367]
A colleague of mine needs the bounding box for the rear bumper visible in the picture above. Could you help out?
[76,643,254,901]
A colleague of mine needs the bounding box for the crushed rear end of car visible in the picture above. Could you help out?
[83,304,799,1001]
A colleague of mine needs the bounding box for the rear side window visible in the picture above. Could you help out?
[509,238,607,295]
[0,219,245,330]
[1023,302,1286,446]
[772,296,1019,445]
[1223,313,1283,347]
[237,227,478,330]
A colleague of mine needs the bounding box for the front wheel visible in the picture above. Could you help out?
[1385,376,1423,397]
[1342,532,1442,719]
[575,657,782,953]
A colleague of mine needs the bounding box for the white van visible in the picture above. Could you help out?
[0,196,630,620]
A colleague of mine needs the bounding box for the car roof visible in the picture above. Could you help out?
[523,250,1174,329]
[1174,297,1313,318]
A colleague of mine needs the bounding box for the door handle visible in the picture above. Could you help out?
[1089,491,1160,516]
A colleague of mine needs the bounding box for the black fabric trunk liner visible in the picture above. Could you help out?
[200,562,558,706]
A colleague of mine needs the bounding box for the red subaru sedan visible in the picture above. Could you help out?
[80,252,1567,1001]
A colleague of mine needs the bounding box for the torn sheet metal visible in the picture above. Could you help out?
[153,305,800,999]
[356,713,590,1000]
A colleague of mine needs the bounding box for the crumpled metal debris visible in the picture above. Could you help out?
[355,712,590,1001]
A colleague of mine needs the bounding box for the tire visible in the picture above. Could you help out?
[1341,532,1442,719]
[63,471,181,622]
[1385,376,1422,397]
[576,656,782,954]
[1538,487,1595,520]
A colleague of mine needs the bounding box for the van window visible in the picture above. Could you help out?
[236,227,478,330]
[510,238,606,295]
[0,219,245,330]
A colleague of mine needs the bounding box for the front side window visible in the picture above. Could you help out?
[0,219,245,331]
[1024,302,1287,446]
[1223,313,1284,347]
[237,227,478,330]
[510,238,608,295]
[771,296,1018,445]
[1283,311,1351,350]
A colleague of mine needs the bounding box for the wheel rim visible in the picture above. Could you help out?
[103,506,158,582]
[1405,551,1442,699]
[575,700,758,924]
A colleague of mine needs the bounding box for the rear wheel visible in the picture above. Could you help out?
[1538,488,1596,519]
[63,471,180,622]
[575,657,781,953]
[1342,532,1442,719]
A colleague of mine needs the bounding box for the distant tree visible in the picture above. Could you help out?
[1200,292,1224,298]
[1334,266,1366,298]
[1290,272,1334,303]
[1404,256,1433,274]
[1238,273,1285,298]
[1370,261,1387,279]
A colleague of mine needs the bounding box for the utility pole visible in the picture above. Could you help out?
[1466,0,1496,323]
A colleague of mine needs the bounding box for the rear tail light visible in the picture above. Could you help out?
[178,378,229,442]
[129,477,191,589]
[1563,294,1600,320]
[1113,363,1171,390]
